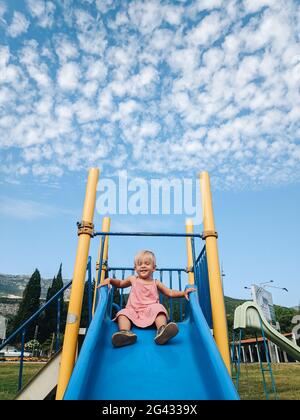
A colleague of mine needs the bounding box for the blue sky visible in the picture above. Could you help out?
[0,0,300,308]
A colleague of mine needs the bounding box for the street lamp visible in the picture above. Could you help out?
[259,280,274,287]
[266,285,288,292]
[244,281,288,295]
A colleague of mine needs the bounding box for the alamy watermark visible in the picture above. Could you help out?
[96,171,203,225]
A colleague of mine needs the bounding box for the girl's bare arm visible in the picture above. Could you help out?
[156,281,196,300]
[101,275,134,289]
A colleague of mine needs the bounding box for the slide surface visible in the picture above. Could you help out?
[234,302,300,362]
[64,287,239,400]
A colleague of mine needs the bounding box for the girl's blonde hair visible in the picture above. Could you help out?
[134,250,156,267]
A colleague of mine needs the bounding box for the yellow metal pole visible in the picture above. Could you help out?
[199,171,231,373]
[56,168,99,400]
[185,219,195,285]
[92,216,111,315]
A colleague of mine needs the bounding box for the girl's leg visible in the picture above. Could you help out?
[112,315,136,347]
[155,313,167,330]
[117,315,131,331]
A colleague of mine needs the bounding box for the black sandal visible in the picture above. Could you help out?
[155,322,179,345]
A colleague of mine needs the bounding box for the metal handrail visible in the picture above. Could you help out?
[107,266,190,322]
[94,231,203,238]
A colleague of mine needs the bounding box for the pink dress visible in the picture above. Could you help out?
[114,277,168,328]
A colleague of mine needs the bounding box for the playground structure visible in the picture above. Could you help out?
[56,169,237,400]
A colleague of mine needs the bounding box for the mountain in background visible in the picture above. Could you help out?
[0,273,71,300]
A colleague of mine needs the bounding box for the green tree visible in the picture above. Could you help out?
[80,278,95,328]
[11,269,41,340]
[39,264,65,343]
[275,305,297,333]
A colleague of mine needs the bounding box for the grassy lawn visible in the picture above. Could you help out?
[0,363,45,400]
[237,363,300,400]
[0,362,299,400]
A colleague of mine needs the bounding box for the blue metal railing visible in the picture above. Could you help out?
[94,230,206,323]
[191,241,213,329]
[0,257,92,392]
[107,267,189,322]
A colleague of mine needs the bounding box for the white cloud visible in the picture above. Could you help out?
[7,11,30,37]
[97,89,114,118]
[186,12,227,47]
[19,42,51,88]
[113,99,140,121]
[57,62,80,91]
[149,29,173,51]
[55,103,73,120]
[243,0,275,14]
[54,36,78,63]
[26,0,56,28]
[203,48,224,70]
[36,96,53,115]
[85,59,107,82]
[75,8,107,56]
[140,121,160,138]
[128,0,162,34]
[95,0,116,14]
[0,45,10,67]
[81,80,98,98]
[74,99,97,123]
[163,5,184,25]
[0,2,7,21]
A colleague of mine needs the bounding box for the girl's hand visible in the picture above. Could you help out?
[100,278,111,287]
[184,287,197,300]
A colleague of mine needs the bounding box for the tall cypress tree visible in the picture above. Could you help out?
[80,278,95,328]
[39,264,64,343]
[12,269,41,340]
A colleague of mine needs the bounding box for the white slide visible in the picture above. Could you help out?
[234,302,300,362]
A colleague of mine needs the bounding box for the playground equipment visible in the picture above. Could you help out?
[56,169,237,400]
[232,301,300,399]
[234,302,300,362]
[2,169,239,400]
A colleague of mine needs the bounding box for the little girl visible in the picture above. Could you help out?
[101,250,196,347]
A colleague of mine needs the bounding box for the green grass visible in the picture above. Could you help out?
[237,363,300,400]
[0,363,44,400]
[1,362,299,400]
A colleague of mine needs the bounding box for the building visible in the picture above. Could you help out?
[232,333,299,364]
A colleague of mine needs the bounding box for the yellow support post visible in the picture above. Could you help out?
[92,216,111,315]
[56,168,99,400]
[199,171,231,373]
[185,219,195,285]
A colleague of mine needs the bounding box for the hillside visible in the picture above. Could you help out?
[225,296,246,314]
[0,273,71,300]
[0,274,71,318]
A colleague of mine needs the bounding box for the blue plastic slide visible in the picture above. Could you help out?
[64,287,239,400]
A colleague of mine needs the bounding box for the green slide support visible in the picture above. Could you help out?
[234,302,300,362]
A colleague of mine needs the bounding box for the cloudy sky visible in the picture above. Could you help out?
[0,0,299,307]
